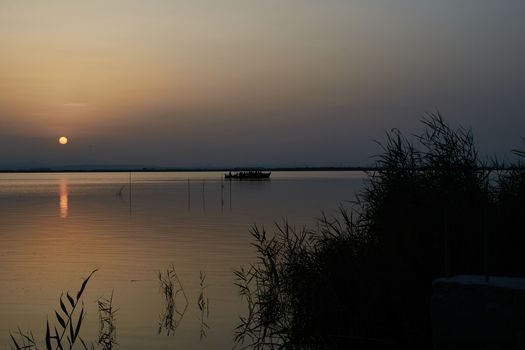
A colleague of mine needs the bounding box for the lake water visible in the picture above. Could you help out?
[0,171,366,349]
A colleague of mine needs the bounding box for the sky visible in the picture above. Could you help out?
[0,0,524,168]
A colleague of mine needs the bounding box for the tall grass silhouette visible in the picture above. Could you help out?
[10,269,98,350]
[97,291,116,350]
[234,113,525,348]
[158,265,188,336]
[197,271,210,340]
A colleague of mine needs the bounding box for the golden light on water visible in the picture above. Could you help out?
[59,136,68,145]
[59,178,68,218]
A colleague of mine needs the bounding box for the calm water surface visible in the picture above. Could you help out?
[0,171,365,349]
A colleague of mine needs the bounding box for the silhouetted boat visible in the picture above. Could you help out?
[224,171,271,180]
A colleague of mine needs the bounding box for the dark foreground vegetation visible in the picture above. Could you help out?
[234,114,525,349]
[10,270,99,350]
[10,267,210,350]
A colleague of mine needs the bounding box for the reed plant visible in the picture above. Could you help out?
[157,265,188,336]
[97,292,116,350]
[235,113,525,348]
[234,223,312,349]
[491,145,525,276]
[197,271,210,339]
[10,269,98,350]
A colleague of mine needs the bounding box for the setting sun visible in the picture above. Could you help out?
[58,136,68,145]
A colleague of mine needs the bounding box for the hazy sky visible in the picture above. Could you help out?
[1,1,524,168]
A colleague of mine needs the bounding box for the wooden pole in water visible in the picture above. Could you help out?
[202,178,205,211]
[221,176,224,213]
[229,178,232,211]
[187,177,190,210]
[129,171,132,215]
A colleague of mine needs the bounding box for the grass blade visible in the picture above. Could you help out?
[77,269,98,301]
[79,337,89,350]
[74,308,85,343]
[54,326,64,350]
[66,293,75,308]
[45,320,52,350]
[60,297,69,316]
[55,311,66,329]
[69,316,75,345]
[9,332,21,350]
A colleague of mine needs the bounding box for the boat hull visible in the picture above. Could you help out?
[224,171,271,180]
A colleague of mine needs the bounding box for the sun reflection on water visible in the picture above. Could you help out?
[59,178,68,218]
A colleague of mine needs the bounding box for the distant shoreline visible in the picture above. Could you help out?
[0,166,375,173]
[0,166,515,173]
